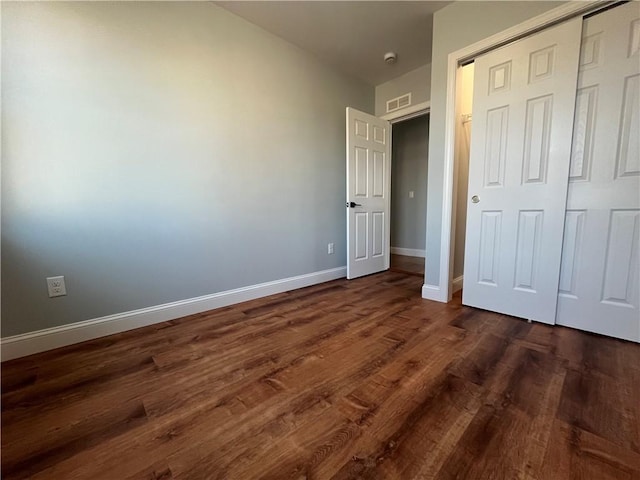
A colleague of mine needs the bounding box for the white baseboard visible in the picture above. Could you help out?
[452,275,464,293]
[422,276,463,302]
[421,283,448,303]
[390,247,426,258]
[1,266,347,362]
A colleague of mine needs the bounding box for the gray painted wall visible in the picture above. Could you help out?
[1,2,374,336]
[391,115,429,251]
[425,1,564,287]
[375,64,431,116]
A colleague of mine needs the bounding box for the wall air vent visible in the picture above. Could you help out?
[386,92,412,113]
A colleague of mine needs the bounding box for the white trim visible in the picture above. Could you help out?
[421,283,448,302]
[390,247,425,258]
[381,101,430,123]
[452,275,463,294]
[1,266,347,362]
[436,1,605,304]
[456,2,606,65]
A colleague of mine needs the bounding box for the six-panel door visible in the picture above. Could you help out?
[462,18,583,324]
[556,2,640,342]
[346,108,391,279]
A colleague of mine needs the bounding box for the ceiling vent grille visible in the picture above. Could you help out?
[386,92,412,113]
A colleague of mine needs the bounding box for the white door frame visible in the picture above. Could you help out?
[426,0,607,303]
[384,102,431,271]
[382,101,430,124]
[346,102,430,280]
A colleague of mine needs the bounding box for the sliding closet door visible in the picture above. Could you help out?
[556,2,640,342]
[463,18,582,324]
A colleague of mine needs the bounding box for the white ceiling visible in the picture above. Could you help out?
[216,1,452,86]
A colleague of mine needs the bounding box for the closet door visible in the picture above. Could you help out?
[556,2,640,342]
[462,18,582,324]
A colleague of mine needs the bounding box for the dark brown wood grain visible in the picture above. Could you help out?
[390,254,425,276]
[2,271,639,479]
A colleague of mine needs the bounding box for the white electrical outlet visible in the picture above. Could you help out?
[409,191,415,198]
[328,243,335,254]
[47,276,67,298]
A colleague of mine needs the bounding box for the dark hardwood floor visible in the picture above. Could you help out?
[389,254,424,276]
[2,271,639,479]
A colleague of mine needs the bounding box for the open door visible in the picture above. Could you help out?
[462,18,582,324]
[346,107,391,279]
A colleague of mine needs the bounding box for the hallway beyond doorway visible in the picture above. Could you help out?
[390,254,424,276]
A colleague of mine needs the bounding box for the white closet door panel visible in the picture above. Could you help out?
[463,18,582,324]
[557,2,640,342]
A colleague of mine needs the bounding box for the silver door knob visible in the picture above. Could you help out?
[471,195,480,204]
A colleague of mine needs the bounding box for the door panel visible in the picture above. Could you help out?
[556,2,640,342]
[355,212,368,260]
[484,107,508,187]
[617,74,639,176]
[602,210,639,305]
[346,108,391,279]
[462,18,583,324]
[558,210,585,296]
[478,211,502,286]
[514,210,543,292]
[522,95,552,184]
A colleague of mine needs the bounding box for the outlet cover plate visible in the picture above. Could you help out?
[47,276,67,298]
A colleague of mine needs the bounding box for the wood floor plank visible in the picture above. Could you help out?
[159,319,425,477]
[389,254,425,276]
[541,420,640,480]
[2,271,639,480]
[331,373,485,480]
[557,367,640,453]
[23,305,414,478]
[436,346,575,479]
[2,401,148,480]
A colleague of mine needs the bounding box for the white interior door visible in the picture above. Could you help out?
[346,107,391,279]
[462,18,582,324]
[556,3,640,342]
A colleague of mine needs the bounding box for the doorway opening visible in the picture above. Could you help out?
[389,113,429,277]
[450,62,475,294]
[346,105,429,281]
